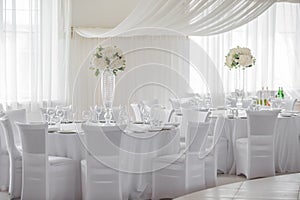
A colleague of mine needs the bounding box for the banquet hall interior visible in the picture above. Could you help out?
[0,0,300,199]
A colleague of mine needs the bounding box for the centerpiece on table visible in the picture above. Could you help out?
[90,45,126,124]
[225,46,255,108]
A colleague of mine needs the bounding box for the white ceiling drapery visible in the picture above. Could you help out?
[73,0,300,38]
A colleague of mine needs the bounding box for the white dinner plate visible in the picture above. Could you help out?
[148,128,162,132]
[280,113,293,117]
[57,130,77,134]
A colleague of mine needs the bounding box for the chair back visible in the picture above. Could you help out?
[186,122,209,153]
[181,109,210,140]
[81,123,122,200]
[0,116,22,198]
[150,104,166,124]
[130,103,142,121]
[247,110,280,136]
[282,99,297,110]
[0,112,7,152]
[0,116,20,156]
[82,124,121,159]
[17,122,48,200]
[141,99,159,108]
[246,110,280,179]
[6,109,27,147]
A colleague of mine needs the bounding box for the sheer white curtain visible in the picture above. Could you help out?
[70,33,191,115]
[0,0,71,111]
[190,2,300,98]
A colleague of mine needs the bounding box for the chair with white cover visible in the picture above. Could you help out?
[236,110,280,179]
[203,115,226,188]
[81,124,124,200]
[282,98,297,111]
[130,103,142,122]
[6,109,27,148]
[0,116,23,199]
[0,112,9,191]
[180,108,211,142]
[141,99,159,108]
[17,122,80,200]
[152,121,210,199]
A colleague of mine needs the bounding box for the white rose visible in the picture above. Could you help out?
[91,56,108,68]
[239,55,252,67]
[114,47,123,56]
[111,58,124,69]
[103,46,115,58]
[225,55,233,67]
[240,48,251,55]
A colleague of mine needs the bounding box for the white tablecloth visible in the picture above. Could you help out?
[120,128,180,199]
[223,116,300,174]
[47,123,180,199]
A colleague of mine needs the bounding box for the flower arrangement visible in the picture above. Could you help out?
[90,45,126,76]
[225,46,256,69]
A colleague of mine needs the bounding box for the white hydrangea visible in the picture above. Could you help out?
[225,46,255,69]
[90,45,126,76]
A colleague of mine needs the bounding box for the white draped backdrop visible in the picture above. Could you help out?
[0,0,70,113]
[0,0,300,116]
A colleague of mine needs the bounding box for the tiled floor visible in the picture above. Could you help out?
[0,174,298,200]
[176,173,300,200]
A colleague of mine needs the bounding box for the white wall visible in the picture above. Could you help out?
[71,0,139,27]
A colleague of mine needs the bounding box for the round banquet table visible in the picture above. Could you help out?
[220,115,300,174]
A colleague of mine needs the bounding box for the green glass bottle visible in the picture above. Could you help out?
[281,87,284,99]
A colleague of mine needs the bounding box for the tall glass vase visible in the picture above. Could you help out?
[101,67,115,125]
[235,68,245,109]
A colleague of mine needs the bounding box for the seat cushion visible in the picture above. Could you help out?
[236,138,248,146]
[154,154,185,164]
[49,156,76,166]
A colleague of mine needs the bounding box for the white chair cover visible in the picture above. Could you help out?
[17,122,80,200]
[152,122,209,199]
[181,108,211,141]
[130,103,142,122]
[0,112,9,191]
[0,117,22,199]
[81,124,124,200]
[202,115,226,188]
[236,110,280,179]
[6,109,27,147]
[150,104,166,124]
[282,98,297,110]
[141,99,159,108]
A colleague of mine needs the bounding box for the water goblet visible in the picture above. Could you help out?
[82,110,91,122]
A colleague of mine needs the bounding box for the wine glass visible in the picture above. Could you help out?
[117,106,129,130]
[43,113,50,124]
[94,105,103,123]
[56,108,64,130]
[82,110,91,122]
[47,108,56,124]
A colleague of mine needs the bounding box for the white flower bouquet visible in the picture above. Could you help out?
[90,45,126,76]
[225,46,256,69]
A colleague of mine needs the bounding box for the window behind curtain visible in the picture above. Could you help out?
[0,0,70,109]
[190,2,300,98]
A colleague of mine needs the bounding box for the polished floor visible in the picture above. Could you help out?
[176,173,300,200]
[0,174,299,200]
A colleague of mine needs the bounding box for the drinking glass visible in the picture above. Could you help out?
[47,108,56,124]
[94,105,103,123]
[82,110,91,122]
[43,113,50,124]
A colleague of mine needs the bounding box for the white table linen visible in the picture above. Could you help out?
[120,127,180,199]
[226,116,300,174]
